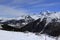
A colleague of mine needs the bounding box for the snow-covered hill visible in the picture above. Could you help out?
[0,30,59,40]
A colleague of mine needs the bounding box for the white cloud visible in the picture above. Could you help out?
[12,0,43,4]
[0,5,29,17]
[0,0,7,3]
[0,0,60,8]
[27,0,44,5]
[6,0,44,7]
[29,2,60,8]
[41,2,60,7]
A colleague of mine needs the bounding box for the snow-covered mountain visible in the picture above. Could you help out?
[0,15,34,24]
[0,11,60,40]
[0,11,60,31]
[0,11,60,25]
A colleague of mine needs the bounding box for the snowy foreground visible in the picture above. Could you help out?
[0,30,60,40]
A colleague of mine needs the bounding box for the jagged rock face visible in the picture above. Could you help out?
[40,18,47,27]
[43,22,60,37]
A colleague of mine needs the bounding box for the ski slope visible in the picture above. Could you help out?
[0,30,60,40]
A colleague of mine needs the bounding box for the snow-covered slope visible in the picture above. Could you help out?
[0,30,60,40]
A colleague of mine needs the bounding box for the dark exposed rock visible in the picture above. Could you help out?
[19,18,41,32]
[43,22,60,37]
[1,24,19,31]
[1,18,46,33]
[19,18,46,33]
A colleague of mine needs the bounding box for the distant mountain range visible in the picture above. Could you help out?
[0,11,60,26]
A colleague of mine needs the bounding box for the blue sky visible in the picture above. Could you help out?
[0,0,60,17]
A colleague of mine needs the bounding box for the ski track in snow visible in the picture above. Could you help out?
[0,30,60,40]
